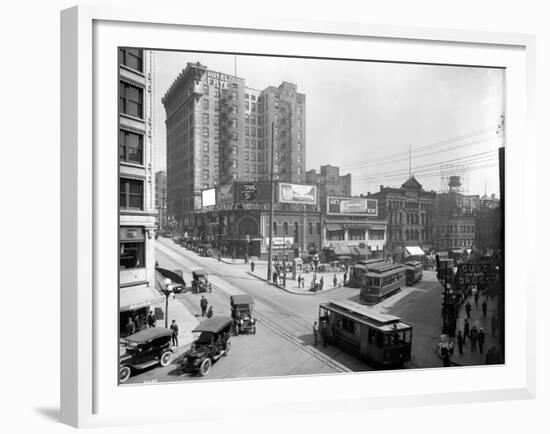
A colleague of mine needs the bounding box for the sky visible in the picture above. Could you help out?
[151,50,504,198]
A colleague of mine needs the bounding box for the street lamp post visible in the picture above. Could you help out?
[162,278,173,328]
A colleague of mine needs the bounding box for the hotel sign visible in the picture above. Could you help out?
[327,197,378,216]
[207,71,230,89]
[278,183,317,205]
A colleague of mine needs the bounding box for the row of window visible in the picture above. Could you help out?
[439,238,473,248]
[272,221,321,237]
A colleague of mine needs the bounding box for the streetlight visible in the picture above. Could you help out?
[162,278,173,328]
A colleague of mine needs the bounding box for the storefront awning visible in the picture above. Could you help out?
[405,246,425,256]
[325,224,344,232]
[451,249,465,254]
[120,285,163,312]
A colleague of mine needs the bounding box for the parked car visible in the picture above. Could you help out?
[155,267,187,293]
[179,317,233,376]
[119,328,174,383]
[230,294,257,334]
[191,269,213,293]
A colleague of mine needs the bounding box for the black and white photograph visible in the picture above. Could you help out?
[118,49,505,384]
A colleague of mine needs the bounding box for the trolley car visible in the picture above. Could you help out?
[405,260,423,286]
[348,258,385,288]
[318,299,412,368]
[359,262,405,304]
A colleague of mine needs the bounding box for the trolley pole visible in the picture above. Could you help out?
[267,122,275,282]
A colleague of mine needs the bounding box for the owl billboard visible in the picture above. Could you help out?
[278,183,317,205]
[327,197,378,216]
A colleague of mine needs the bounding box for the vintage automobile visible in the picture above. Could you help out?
[179,317,233,376]
[230,294,257,334]
[191,269,213,293]
[119,328,174,383]
[155,266,187,293]
[199,243,213,257]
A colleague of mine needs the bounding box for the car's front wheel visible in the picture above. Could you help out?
[119,366,131,383]
[160,351,173,367]
[199,358,212,376]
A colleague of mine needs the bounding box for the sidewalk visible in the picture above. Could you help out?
[246,261,348,295]
[436,291,502,367]
[149,295,200,358]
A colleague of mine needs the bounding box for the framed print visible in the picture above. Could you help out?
[61,5,536,428]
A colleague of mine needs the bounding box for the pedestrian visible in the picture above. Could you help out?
[312,321,319,346]
[319,276,324,291]
[232,251,236,262]
[297,274,302,288]
[470,326,478,352]
[320,321,328,348]
[217,251,221,262]
[482,298,488,318]
[478,328,485,353]
[133,314,142,331]
[310,279,315,291]
[170,319,179,347]
[343,272,347,286]
[273,271,278,285]
[442,351,451,367]
[244,253,248,264]
[457,330,464,355]
[474,290,480,307]
[200,295,208,317]
[206,305,214,319]
[147,309,156,328]
[463,318,470,340]
[491,313,498,338]
[465,301,472,319]
[250,260,255,273]
[333,274,338,288]
[126,317,136,336]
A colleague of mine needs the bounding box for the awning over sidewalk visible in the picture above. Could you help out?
[120,284,163,312]
[405,246,425,256]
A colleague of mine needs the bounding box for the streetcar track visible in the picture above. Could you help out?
[157,240,351,373]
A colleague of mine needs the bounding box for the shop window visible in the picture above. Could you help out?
[119,241,145,269]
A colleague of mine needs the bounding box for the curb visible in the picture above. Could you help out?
[246,271,345,296]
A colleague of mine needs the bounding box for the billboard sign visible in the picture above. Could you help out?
[265,237,294,249]
[201,188,216,207]
[278,183,317,205]
[217,183,234,204]
[327,197,378,216]
[455,262,495,289]
[235,182,271,203]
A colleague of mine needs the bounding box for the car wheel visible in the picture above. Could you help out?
[224,341,231,356]
[160,351,173,367]
[119,366,131,383]
[199,358,212,376]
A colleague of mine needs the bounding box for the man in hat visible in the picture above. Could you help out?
[147,309,156,328]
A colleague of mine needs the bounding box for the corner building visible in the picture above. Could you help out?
[162,63,306,233]
[118,48,157,334]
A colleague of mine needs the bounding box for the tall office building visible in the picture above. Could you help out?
[118,48,157,333]
[162,63,306,232]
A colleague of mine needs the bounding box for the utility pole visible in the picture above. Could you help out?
[267,122,275,282]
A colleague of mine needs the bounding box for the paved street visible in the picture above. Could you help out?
[126,237,500,384]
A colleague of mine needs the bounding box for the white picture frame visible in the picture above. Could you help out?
[60,5,536,428]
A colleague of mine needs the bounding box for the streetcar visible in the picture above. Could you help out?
[359,262,405,304]
[404,260,423,286]
[348,258,385,287]
[318,299,412,368]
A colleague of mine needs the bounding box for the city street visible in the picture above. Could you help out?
[126,237,468,384]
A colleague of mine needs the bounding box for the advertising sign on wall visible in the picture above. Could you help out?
[455,262,495,289]
[217,183,234,204]
[327,197,378,216]
[278,183,317,205]
[265,237,294,249]
[201,188,216,207]
[235,182,271,203]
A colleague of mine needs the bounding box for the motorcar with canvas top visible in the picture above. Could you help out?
[119,327,174,383]
[179,316,233,376]
[230,294,257,334]
[191,269,213,293]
